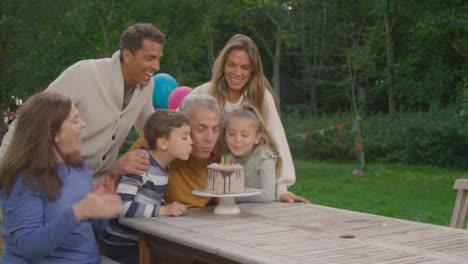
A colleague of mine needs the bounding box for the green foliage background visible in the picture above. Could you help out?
[286,109,468,169]
[1,0,467,167]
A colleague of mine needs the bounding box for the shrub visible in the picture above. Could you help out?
[284,108,468,169]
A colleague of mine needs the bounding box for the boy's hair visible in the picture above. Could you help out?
[144,110,189,150]
[223,104,282,178]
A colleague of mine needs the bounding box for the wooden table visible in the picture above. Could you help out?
[120,202,468,264]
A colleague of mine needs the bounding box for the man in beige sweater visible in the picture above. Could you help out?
[0,23,163,181]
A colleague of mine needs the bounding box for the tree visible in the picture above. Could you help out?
[243,0,296,103]
[384,0,396,113]
[290,1,330,117]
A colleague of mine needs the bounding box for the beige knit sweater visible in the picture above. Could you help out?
[0,51,154,179]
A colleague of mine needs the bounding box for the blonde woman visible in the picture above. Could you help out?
[188,34,308,203]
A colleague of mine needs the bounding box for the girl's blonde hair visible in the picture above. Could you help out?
[209,34,280,120]
[223,104,282,178]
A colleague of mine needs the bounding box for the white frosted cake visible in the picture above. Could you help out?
[206,163,245,194]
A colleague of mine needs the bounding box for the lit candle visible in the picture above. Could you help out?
[230,159,233,165]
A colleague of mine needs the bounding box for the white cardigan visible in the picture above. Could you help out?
[188,82,295,199]
[0,51,154,179]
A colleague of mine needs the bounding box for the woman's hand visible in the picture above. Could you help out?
[92,176,117,194]
[73,192,122,222]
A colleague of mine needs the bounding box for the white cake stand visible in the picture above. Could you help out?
[192,188,262,215]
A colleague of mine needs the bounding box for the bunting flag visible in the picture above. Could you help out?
[353,120,360,132]
[354,143,361,152]
[288,120,354,139]
[288,118,364,155]
[352,170,365,175]
[288,118,365,174]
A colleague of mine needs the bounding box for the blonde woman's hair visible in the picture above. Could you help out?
[209,34,280,120]
[223,104,282,178]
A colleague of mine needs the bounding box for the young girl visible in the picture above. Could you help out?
[223,104,281,203]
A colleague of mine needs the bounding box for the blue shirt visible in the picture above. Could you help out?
[0,163,101,264]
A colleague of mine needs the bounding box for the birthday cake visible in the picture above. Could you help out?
[206,163,245,194]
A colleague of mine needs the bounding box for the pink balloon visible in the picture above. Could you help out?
[168,86,193,110]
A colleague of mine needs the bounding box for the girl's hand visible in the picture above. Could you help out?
[280,193,310,203]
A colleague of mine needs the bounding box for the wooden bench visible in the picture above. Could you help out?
[450,179,468,229]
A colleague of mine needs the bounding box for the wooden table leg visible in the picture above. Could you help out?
[139,233,240,264]
[139,233,150,264]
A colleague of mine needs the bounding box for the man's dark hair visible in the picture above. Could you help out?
[144,110,189,150]
[119,23,165,55]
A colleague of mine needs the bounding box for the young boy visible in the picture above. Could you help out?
[99,109,192,264]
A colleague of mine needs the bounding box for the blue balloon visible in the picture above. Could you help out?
[153,73,178,108]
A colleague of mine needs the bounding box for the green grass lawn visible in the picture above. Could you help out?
[289,160,468,227]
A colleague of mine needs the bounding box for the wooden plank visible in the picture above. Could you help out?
[450,189,468,228]
[384,229,446,243]
[403,235,468,248]
[375,255,445,264]
[454,179,468,190]
[301,251,427,264]
[240,232,321,247]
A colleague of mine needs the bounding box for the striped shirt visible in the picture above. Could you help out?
[100,151,169,246]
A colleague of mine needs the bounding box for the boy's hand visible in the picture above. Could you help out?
[159,202,186,216]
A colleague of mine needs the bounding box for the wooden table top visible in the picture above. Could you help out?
[120,202,468,264]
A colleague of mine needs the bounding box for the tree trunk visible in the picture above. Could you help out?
[272,27,281,102]
[0,4,13,127]
[204,16,215,69]
[172,34,181,83]
[344,13,366,169]
[385,0,396,113]
[299,3,327,118]
[100,0,110,57]
[349,65,366,169]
